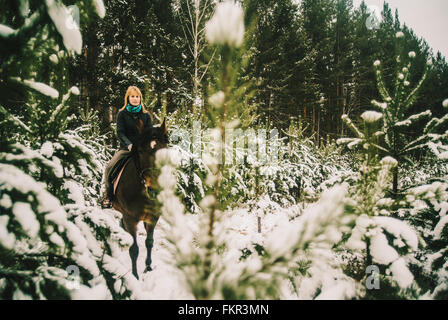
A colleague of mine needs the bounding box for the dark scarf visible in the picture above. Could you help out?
[126,103,142,113]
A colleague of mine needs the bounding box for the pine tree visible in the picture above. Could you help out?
[299,0,336,138]
[174,0,215,118]
[69,0,191,136]
[341,30,448,195]
[244,0,319,131]
[0,0,149,299]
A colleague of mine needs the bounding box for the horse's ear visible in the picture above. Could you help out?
[161,118,167,134]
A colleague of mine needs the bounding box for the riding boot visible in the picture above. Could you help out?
[100,177,114,208]
[99,185,112,208]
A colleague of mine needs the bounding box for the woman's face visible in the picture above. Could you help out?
[129,93,141,106]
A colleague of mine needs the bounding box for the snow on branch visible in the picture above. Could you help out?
[424,113,448,134]
[402,134,433,153]
[336,137,362,150]
[402,66,430,112]
[45,0,82,54]
[0,104,31,132]
[427,142,448,160]
[9,77,59,99]
[394,110,431,128]
[0,10,42,42]
[371,99,388,110]
[406,110,432,122]
[0,143,64,178]
[373,61,391,102]
[0,24,15,38]
[341,114,364,138]
[92,0,106,18]
[49,86,80,123]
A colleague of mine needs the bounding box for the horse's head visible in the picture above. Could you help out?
[133,118,169,191]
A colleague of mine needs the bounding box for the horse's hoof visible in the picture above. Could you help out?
[144,266,153,273]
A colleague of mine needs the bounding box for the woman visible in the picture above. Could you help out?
[101,86,153,206]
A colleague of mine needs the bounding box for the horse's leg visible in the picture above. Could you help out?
[122,216,140,279]
[144,219,159,272]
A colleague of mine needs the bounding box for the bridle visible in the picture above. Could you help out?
[133,118,157,188]
[131,148,158,188]
[133,123,168,197]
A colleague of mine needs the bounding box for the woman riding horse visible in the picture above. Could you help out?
[101,86,153,206]
[101,85,168,279]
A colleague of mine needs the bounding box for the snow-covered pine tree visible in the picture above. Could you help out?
[180,1,248,298]
[154,2,262,299]
[366,32,448,194]
[338,46,448,297]
[338,111,419,298]
[155,2,352,300]
[393,100,448,299]
[401,180,448,299]
[0,0,150,299]
[159,145,360,299]
[337,109,423,298]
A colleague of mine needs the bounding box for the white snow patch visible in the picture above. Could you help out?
[205,1,245,47]
[93,0,106,18]
[49,54,58,64]
[70,86,80,95]
[49,233,65,247]
[361,111,382,123]
[10,77,59,99]
[0,24,15,37]
[389,258,414,288]
[45,0,82,54]
[0,193,12,209]
[12,202,40,238]
[434,215,448,240]
[0,215,15,249]
[64,180,85,206]
[373,216,418,251]
[41,141,54,158]
[443,99,448,108]
[370,232,399,265]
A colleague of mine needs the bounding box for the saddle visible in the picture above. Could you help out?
[109,155,132,197]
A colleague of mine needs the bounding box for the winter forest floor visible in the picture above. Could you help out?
[102,202,307,300]
[2,0,448,301]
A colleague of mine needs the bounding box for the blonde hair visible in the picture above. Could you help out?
[120,86,148,112]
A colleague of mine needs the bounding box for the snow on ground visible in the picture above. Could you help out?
[104,201,305,300]
[139,219,195,299]
[109,212,194,299]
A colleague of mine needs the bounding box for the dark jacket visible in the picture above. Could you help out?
[117,109,153,150]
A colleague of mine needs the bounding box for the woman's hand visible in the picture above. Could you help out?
[128,144,133,151]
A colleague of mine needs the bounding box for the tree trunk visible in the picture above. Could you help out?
[392,167,398,197]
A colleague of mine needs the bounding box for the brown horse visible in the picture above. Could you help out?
[111,119,169,279]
